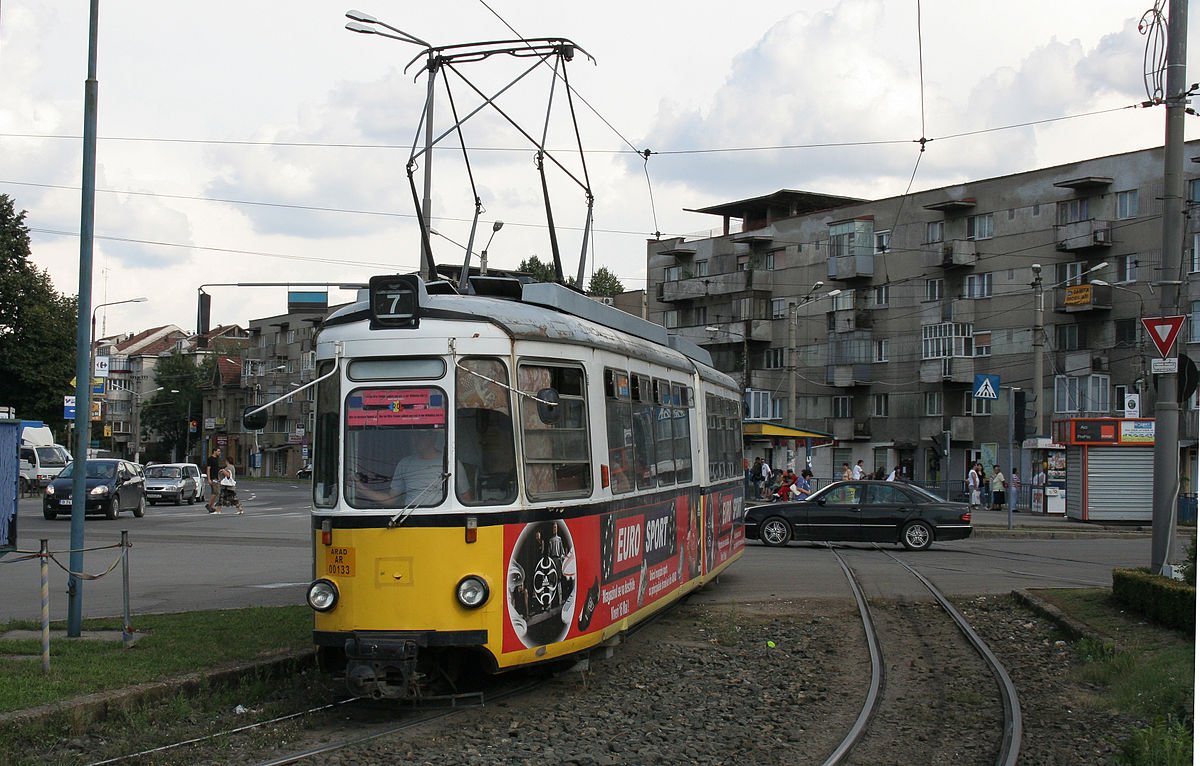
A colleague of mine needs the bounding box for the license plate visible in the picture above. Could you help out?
[324,546,355,577]
[147,493,161,498]
[59,499,71,506]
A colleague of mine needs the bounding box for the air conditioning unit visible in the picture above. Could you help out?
[1093,229,1109,244]
[597,296,615,306]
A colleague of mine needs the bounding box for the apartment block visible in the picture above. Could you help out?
[646,141,1200,484]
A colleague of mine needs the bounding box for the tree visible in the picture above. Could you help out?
[516,255,580,287]
[141,353,212,462]
[586,266,624,298]
[0,194,79,428]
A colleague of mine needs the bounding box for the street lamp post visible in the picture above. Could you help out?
[68,294,145,637]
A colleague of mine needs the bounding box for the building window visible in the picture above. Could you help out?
[691,306,708,326]
[922,322,974,359]
[1115,318,1138,347]
[965,272,994,299]
[1055,323,1087,351]
[771,298,787,319]
[663,310,679,329]
[1114,384,1128,414]
[765,251,778,270]
[746,389,779,420]
[664,266,682,282]
[1192,234,1200,273]
[874,230,891,254]
[874,339,889,363]
[972,397,993,416]
[1191,301,1200,343]
[737,254,750,272]
[1055,261,1085,287]
[925,391,943,416]
[1055,374,1110,413]
[831,290,855,312]
[1116,189,1139,219]
[1117,254,1137,284]
[1057,197,1089,224]
[973,331,992,357]
[694,260,709,277]
[763,348,785,369]
[925,279,944,302]
[832,395,851,419]
[871,285,890,307]
[873,394,889,417]
[967,213,994,240]
[1188,178,1200,203]
[926,220,944,243]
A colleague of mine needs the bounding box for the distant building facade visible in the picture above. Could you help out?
[646,141,1200,486]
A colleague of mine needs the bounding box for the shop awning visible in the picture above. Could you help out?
[743,422,834,445]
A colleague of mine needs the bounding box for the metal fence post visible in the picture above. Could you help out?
[121,530,132,645]
[40,539,50,674]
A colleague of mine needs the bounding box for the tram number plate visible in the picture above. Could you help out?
[325,547,355,577]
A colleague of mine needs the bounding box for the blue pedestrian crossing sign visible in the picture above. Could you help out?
[973,374,1000,400]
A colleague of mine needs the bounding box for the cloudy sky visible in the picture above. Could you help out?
[1,0,1197,336]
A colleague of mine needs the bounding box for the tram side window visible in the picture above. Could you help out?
[519,364,591,499]
[632,374,657,490]
[706,393,722,480]
[673,383,693,483]
[604,369,635,495]
[654,379,676,487]
[726,397,742,479]
[343,387,448,509]
[313,361,339,508]
[455,358,518,506]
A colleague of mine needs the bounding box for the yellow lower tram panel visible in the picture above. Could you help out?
[311,487,744,699]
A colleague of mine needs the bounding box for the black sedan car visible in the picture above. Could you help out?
[745,480,971,551]
[43,459,146,520]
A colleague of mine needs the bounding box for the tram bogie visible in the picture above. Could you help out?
[293,274,745,699]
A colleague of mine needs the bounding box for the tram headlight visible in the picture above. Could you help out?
[456,576,489,609]
[307,579,339,612]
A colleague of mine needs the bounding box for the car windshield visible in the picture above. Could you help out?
[58,462,117,480]
[37,447,66,467]
[146,466,182,479]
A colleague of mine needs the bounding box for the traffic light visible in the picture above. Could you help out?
[189,418,199,433]
[1013,390,1027,442]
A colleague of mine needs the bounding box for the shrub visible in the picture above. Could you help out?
[1117,718,1193,766]
[1111,568,1195,634]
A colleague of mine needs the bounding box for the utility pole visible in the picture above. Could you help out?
[1151,0,1189,576]
[788,302,797,429]
[1031,264,1044,437]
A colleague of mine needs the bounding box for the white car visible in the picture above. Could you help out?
[143,463,203,506]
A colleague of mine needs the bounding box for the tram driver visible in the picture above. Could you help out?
[353,429,448,507]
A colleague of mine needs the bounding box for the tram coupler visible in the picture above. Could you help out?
[344,635,421,699]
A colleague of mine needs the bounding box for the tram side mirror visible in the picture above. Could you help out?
[242,405,269,431]
[536,388,561,424]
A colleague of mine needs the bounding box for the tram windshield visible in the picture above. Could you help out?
[343,387,448,509]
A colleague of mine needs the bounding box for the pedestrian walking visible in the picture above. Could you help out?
[967,463,981,510]
[204,448,221,513]
[840,462,852,482]
[990,465,1007,511]
[852,460,864,480]
[1010,469,1022,511]
[216,456,244,515]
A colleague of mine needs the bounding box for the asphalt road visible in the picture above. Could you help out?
[0,481,1154,623]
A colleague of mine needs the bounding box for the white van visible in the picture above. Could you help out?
[20,444,68,488]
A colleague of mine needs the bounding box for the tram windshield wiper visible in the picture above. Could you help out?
[387,472,450,528]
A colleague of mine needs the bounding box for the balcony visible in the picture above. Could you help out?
[1055,219,1113,251]
[1054,282,1112,313]
[827,253,875,281]
[829,308,873,333]
[919,299,974,325]
[924,239,978,269]
[853,420,872,439]
[919,357,975,384]
[659,269,772,303]
[825,363,872,388]
[701,319,772,344]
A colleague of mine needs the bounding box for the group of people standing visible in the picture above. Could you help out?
[967,463,1022,511]
[839,460,905,482]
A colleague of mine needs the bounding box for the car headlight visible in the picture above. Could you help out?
[90,485,110,496]
[456,575,489,609]
[45,485,55,496]
[307,579,339,612]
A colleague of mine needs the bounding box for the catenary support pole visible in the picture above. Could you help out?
[68,0,100,637]
[1151,0,1188,575]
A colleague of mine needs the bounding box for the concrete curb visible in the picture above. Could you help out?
[0,651,316,730]
[974,528,1151,540]
[1011,589,1113,647]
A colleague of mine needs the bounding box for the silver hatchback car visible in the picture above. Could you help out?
[144,463,203,506]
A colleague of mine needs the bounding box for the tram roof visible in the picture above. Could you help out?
[324,276,737,389]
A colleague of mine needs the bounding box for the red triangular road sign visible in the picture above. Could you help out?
[1141,315,1187,358]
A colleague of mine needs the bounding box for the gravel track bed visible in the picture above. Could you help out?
[21,595,1141,765]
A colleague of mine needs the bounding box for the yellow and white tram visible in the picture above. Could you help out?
[298,274,744,699]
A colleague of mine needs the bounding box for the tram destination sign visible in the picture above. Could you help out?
[369,274,421,329]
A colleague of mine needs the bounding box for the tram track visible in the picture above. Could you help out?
[822,544,1022,766]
